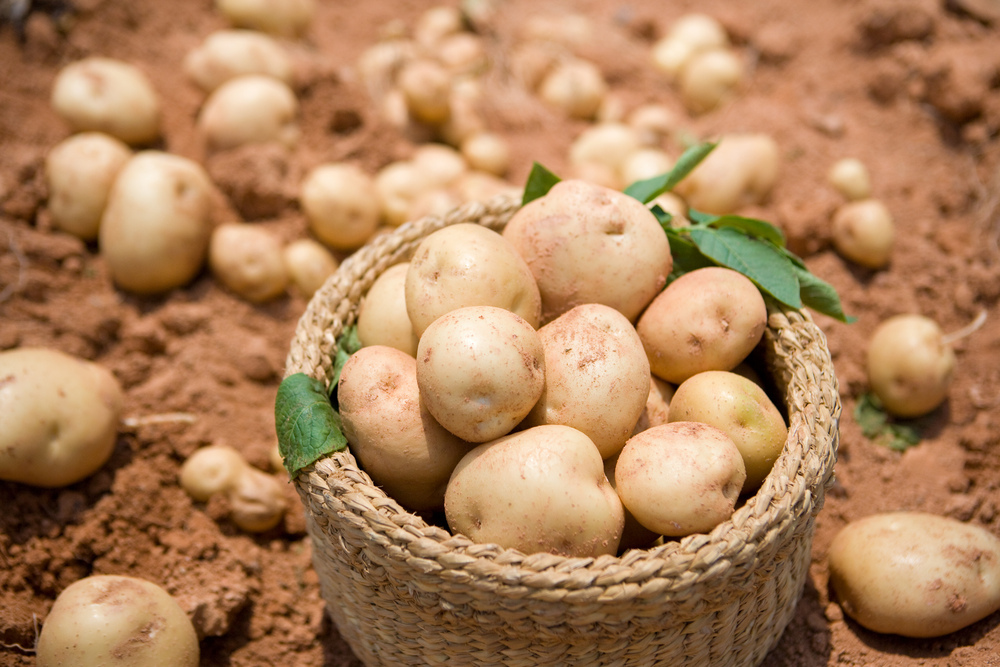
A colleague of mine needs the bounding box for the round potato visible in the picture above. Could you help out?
[281,237,338,297]
[416,306,545,443]
[0,348,123,487]
[208,222,289,303]
[637,266,767,384]
[828,512,1000,638]
[357,262,419,357]
[522,304,651,459]
[867,314,955,418]
[604,451,659,551]
[184,29,294,93]
[678,48,743,114]
[668,370,787,492]
[215,0,315,37]
[197,75,299,150]
[338,345,471,511]
[502,179,673,323]
[300,163,380,251]
[405,223,542,336]
[831,199,894,269]
[674,133,779,214]
[444,424,624,557]
[614,422,746,537]
[538,58,608,120]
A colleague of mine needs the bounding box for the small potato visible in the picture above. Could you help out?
[637,267,767,384]
[569,122,643,177]
[184,29,294,93]
[675,133,780,215]
[416,306,545,443]
[35,575,199,667]
[99,151,214,294]
[338,345,471,510]
[436,32,489,77]
[627,103,678,146]
[669,370,787,492]
[357,262,419,357]
[215,0,315,37]
[197,75,300,151]
[460,132,510,176]
[523,304,651,460]
[209,222,289,303]
[405,223,542,336]
[667,13,730,52]
[397,58,452,126]
[0,348,123,488]
[831,199,894,269]
[444,424,624,557]
[503,179,673,323]
[282,238,338,297]
[413,5,464,48]
[649,192,689,226]
[678,48,743,114]
[374,159,429,226]
[651,37,698,81]
[180,445,247,501]
[50,57,161,146]
[828,157,872,201]
[538,58,608,120]
[867,314,955,418]
[451,171,521,203]
[620,148,674,186]
[300,163,380,251]
[412,143,468,189]
[828,512,1000,637]
[45,132,132,241]
[631,375,676,436]
[406,188,462,222]
[615,422,746,537]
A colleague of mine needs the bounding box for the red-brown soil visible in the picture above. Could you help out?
[2,0,1000,665]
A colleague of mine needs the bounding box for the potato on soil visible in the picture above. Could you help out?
[831,198,894,269]
[209,222,289,303]
[99,151,214,294]
[215,0,315,37]
[0,347,123,488]
[198,74,300,150]
[828,512,1000,638]
[569,123,643,178]
[637,266,768,384]
[444,424,625,557]
[405,223,542,336]
[827,157,872,201]
[416,306,545,443]
[522,304,651,460]
[397,58,452,125]
[502,179,673,323]
[35,575,199,667]
[338,345,472,511]
[614,421,746,537]
[678,48,743,114]
[184,29,295,93]
[281,238,338,297]
[674,133,779,214]
[300,163,380,251]
[357,262,420,357]
[538,58,608,120]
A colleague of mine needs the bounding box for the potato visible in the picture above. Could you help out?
[867,314,955,418]
[45,132,132,241]
[538,58,608,120]
[397,58,452,126]
[357,262,419,357]
[444,424,625,557]
[35,575,199,667]
[412,143,468,189]
[416,306,545,443]
[620,148,674,186]
[405,223,542,336]
[197,75,300,150]
[627,103,678,146]
[651,13,730,81]
[0,348,123,488]
[668,370,787,492]
[300,163,380,251]
[603,452,660,551]
[828,512,1000,637]
[522,304,651,460]
[50,56,161,145]
[180,445,247,501]
[502,179,673,323]
[568,122,642,177]
[614,422,746,537]
[413,5,464,48]
[208,222,289,302]
[460,132,510,176]
[831,199,894,269]
[99,151,214,294]
[678,48,743,114]
[338,345,471,510]
[436,33,489,77]
[184,29,294,93]
[215,0,315,37]
[281,238,338,297]
[406,188,462,222]
[374,160,429,226]
[631,375,675,436]
[827,157,872,201]
[637,267,767,384]
[674,133,780,214]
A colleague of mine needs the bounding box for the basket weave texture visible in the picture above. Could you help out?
[284,193,841,667]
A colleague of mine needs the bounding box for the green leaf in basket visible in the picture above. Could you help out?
[275,372,348,476]
[624,142,717,204]
[791,263,857,323]
[521,162,562,206]
[853,392,922,452]
[330,325,363,403]
[664,228,716,281]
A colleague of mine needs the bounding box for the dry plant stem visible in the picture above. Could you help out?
[0,229,27,304]
[120,412,198,428]
[941,308,988,347]
[0,613,38,653]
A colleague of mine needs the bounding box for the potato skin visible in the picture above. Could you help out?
[357,262,419,357]
[828,512,1000,638]
[867,314,955,418]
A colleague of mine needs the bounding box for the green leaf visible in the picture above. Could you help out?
[791,264,857,323]
[688,227,803,308]
[275,373,348,476]
[710,216,786,247]
[330,325,363,402]
[624,142,717,204]
[521,162,562,205]
[649,203,673,227]
[664,229,716,281]
[853,393,922,452]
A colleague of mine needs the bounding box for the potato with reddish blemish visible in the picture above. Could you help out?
[828,512,1000,638]
[357,262,419,357]
[637,266,767,384]
[522,304,651,460]
[614,422,746,537]
[405,223,542,337]
[502,179,673,323]
[416,306,545,443]
[338,345,471,511]
[444,424,624,557]
[668,370,787,492]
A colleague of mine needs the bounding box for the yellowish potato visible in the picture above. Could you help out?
[828,157,872,201]
[603,452,659,551]
[197,75,300,150]
[357,262,419,357]
[678,48,743,114]
[538,58,608,120]
[569,122,642,178]
[460,132,510,176]
[300,163,380,251]
[281,238,338,297]
[867,314,955,418]
[831,199,894,269]
[444,424,624,557]
[397,58,452,126]
[374,160,429,226]
[215,0,315,37]
[183,29,294,93]
[675,133,779,214]
[208,223,289,303]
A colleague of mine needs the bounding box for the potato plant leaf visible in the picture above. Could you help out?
[330,325,362,403]
[690,211,787,247]
[275,372,348,476]
[853,392,922,452]
[521,162,562,205]
[624,142,717,203]
[791,264,857,323]
[664,228,716,279]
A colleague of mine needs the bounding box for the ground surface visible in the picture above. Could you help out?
[2,0,1000,665]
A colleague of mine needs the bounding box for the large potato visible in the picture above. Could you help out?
[522,304,650,459]
[668,370,787,492]
[0,348,123,487]
[405,223,542,336]
[99,151,214,294]
[502,179,673,323]
[184,29,294,93]
[637,267,767,384]
[828,512,1000,638]
[444,424,624,557]
[357,262,419,357]
[338,345,472,511]
[416,306,545,443]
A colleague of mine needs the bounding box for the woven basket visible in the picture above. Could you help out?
[283,193,841,667]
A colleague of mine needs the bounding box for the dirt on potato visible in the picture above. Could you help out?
[2,0,1000,666]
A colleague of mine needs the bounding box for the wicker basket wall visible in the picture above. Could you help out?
[283,193,841,667]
